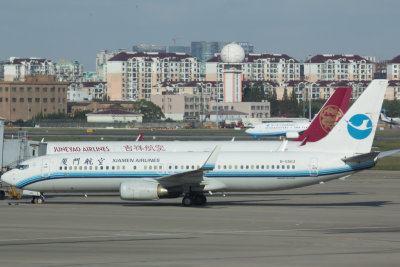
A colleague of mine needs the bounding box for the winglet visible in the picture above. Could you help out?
[201,145,221,170]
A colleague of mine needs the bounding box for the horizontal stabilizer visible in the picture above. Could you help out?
[342,152,380,164]
[377,149,400,159]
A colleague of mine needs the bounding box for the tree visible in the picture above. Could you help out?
[133,99,165,121]
[242,82,267,102]
[266,87,279,116]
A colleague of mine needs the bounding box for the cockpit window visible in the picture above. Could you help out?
[16,164,29,170]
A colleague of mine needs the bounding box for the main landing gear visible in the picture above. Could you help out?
[182,192,207,207]
[31,195,45,204]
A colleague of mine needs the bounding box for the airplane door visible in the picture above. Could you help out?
[309,158,318,177]
[42,159,50,177]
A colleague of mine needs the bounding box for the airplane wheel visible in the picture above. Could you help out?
[194,194,207,206]
[182,196,192,207]
[34,196,45,204]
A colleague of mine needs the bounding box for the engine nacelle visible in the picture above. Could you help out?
[285,132,300,139]
[120,180,168,201]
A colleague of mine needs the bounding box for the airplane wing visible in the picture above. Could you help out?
[156,145,221,187]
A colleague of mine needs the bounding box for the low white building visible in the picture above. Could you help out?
[86,109,143,123]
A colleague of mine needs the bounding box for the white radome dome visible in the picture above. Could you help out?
[220,43,245,63]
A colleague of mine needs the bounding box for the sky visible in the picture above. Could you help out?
[1,0,399,71]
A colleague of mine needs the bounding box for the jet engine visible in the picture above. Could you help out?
[120,180,169,200]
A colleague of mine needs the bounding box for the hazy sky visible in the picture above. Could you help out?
[1,0,398,70]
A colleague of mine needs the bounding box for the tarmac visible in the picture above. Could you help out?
[0,170,399,266]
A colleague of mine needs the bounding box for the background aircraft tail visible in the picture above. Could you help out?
[301,80,388,154]
[295,87,352,144]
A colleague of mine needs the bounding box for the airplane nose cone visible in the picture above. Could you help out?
[1,171,15,186]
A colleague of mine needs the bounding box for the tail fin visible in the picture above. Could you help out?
[301,80,388,154]
[295,87,352,144]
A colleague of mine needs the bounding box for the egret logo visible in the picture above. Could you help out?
[347,114,373,140]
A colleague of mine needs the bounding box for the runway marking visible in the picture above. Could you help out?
[0,226,397,244]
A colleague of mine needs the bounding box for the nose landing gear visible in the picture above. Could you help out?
[31,195,45,204]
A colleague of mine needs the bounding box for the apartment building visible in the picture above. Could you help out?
[304,54,375,82]
[106,52,200,101]
[0,75,68,121]
[4,57,56,81]
[386,55,400,80]
[68,82,107,102]
[206,53,301,84]
[55,60,83,82]
[96,50,122,81]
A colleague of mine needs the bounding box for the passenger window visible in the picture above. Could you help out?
[169,166,172,169]
[240,165,243,169]
[117,166,120,170]
[272,165,274,169]
[69,166,72,170]
[223,165,226,169]
[246,165,249,169]
[112,166,115,170]
[84,166,87,170]
[186,165,189,169]
[144,166,147,170]
[149,166,152,170]
[229,165,232,169]
[256,165,259,169]
[74,166,77,170]
[100,166,103,170]
[292,165,295,169]
[251,165,254,169]
[192,165,195,169]
[79,166,82,170]
[133,166,136,170]
[95,166,98,170]
[277,165,280,169]
[89,166,92,170]
[59,166,62,170]
[287,165,290,169]
[175,165,178,169]
[282,165,285,169]
[64,166,67,170]
[106,166,109,170]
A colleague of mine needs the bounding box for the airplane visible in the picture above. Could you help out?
[380,109,400,126]
[245,120,310,139]
[245,87,352,139]
[1,80,393,207]
[44,87,352,155]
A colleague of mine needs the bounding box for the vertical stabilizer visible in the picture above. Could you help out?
[296,87,352,144]
[301,80,388,154]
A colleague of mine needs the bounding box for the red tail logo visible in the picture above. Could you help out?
[296,87,352,144]
[319,105,344,133]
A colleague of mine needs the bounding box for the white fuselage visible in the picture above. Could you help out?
[46,140,301,154]
[2,151,373,194]
[245,121,310,137]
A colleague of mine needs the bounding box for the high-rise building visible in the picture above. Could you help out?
[237,42,255,54]
[206,53,301,84]
[386,55,400,80]
[4,57,56,82]
[55,60,83,82]
[132,44,167,53]
[191,41,228,62]
[96,50,122,81]
[106,52,200,101]
[304,54,375,82]
[168,46,191,54]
